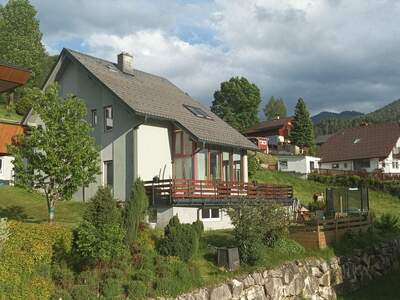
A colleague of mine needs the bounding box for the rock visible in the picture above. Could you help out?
[264,278,283,300]
[252,272,264,285]
[318,286,337,300]
[284,274,304,296]
[192,289,209,300]
[312,267,323,278]
[229,279,243,298]
[209,284,232,300]
[319,272,330,287]
[268,269,283,278]
[243,274,255,288]
[242,286,267,300]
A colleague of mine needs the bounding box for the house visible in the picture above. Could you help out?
[24,49,293,230]
[0,63,30,185]
[277,155,320,175]
[319,123,400,173]
[0,122,25,184]
[245,117,299,154]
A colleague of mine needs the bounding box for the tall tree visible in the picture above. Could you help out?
[264,96,287,120]
[289,98,314,151]
[0,0,46,87]
[9,84,100,223]
[211,77,261,132]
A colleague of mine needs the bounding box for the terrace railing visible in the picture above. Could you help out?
[143,179,293,207]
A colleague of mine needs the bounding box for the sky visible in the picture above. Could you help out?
[3,0,400,116]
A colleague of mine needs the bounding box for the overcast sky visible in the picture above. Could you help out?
[3,0,400,116]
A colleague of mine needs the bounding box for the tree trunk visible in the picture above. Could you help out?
[47,198,55,224]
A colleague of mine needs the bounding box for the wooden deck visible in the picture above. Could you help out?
[143,179,293,207]
[289,215,372,249]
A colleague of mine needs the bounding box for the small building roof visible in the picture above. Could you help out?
[0,122,25,155]
[245,117,293,135]
[0,63,30,93]
[319,123,400,163]
[42,49,257,151]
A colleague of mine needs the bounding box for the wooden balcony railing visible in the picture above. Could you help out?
[143,179,293,207]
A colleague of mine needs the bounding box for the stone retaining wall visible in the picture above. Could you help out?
[155,239,400,300]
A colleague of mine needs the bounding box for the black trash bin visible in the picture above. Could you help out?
[217,247,240,271]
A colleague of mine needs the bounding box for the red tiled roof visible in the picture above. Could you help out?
[245,117,293,134]
[0,122,25,154]
[319,123,400,163]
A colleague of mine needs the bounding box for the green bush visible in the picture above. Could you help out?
[157,216,200,261]
[50,289,72,300]
[227,201,290,265]
[71,284,97,300]
[248,154,261,177]
[192,219,204,236]
[51,263,75,290]
[73,187,126,266]
[375,213,400,232]
[125,178,149,250]
[128,280,147,299]
[101,277,124,299]
[0,221,72,300]
[274,238,305,256]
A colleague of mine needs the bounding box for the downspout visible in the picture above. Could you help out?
[133,114,148,180]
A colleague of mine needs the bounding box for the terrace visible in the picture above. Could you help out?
[144,178,294,207]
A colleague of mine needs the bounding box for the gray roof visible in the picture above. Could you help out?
[64,49,256,150]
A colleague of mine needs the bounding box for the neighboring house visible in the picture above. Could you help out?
[315,134,332,147]
[0,122,25,184]
[0,63,30,185]
[25,49,276,230]
[277,155,320,175]
[319,123,400,173]
[247,136,268,153]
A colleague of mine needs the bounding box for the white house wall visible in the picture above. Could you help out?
[171,207,233,230]
[0,156,14,182]
[137,123,172,181]
[278,156,320,174]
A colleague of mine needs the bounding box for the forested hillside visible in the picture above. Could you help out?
[314,99,400,136]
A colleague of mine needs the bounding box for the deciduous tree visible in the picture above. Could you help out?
[10,84,100,223]
[211,77,261,132]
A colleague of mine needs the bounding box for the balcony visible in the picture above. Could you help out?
[143,179,294,207]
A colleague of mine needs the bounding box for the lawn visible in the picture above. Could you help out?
[338,271,400,300]
[253,170,400,216]
[0,102,23,123]
[0,186,86,226]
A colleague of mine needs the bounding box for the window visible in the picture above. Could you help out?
[232,153,241,182]
[309,161,315,171]
[332,163,339,169]
[393,161,399,169]
[353,138,361,144]
[344,162,348,168]
[104,160,113,189]
[210,151,220,180]
[354,159,370,170]
[201,208,220,220]
[91,109,97,127]
[173,130,193,179]
[279,160,288,169]
[184,105,212,120]
[222,152,231,181]
[104,106,113,131]
[197,150,208,180]
[0,158,2,174]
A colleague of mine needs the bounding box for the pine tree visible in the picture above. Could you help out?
[264,96,287,120]
[0,0,46,87]
[289,98,314,151]
[125,178,149,249]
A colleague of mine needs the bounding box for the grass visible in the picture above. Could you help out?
[0,186,86,227]
[0,102,23,123]
[338,270,400,300]
[253,170,400,216]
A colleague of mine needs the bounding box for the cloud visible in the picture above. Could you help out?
[3,0,400,115]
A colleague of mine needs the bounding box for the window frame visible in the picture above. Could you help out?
[184,105,213,120]
[103,160,114,189]
[200,208,221,221]
[0,158,2,174]
[103,105,113,132]
[91,109,98,127]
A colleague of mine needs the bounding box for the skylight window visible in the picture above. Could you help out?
[353,138,361,144]
[184,105,213,120]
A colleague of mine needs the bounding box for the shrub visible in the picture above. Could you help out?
[101,277,124,299]
[274,238,305,256]
[0,221,72,300]
[73,187,126,266]
[51,263,75,290]
[125,178,149,250]
[127,280,147,300]
[71,284,97,300]
[227,201,290,265]
[248,154,261,177]
[157,216,199,261]
[192,219,204,236]
[50,289,72,300]
[375,213,400,232]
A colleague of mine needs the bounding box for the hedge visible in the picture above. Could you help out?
[0,221,72,300]
[308,174,400,198]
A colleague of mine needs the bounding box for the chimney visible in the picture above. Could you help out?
[117,52,134,75]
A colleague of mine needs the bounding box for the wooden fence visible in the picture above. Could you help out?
[289,215,372,249]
